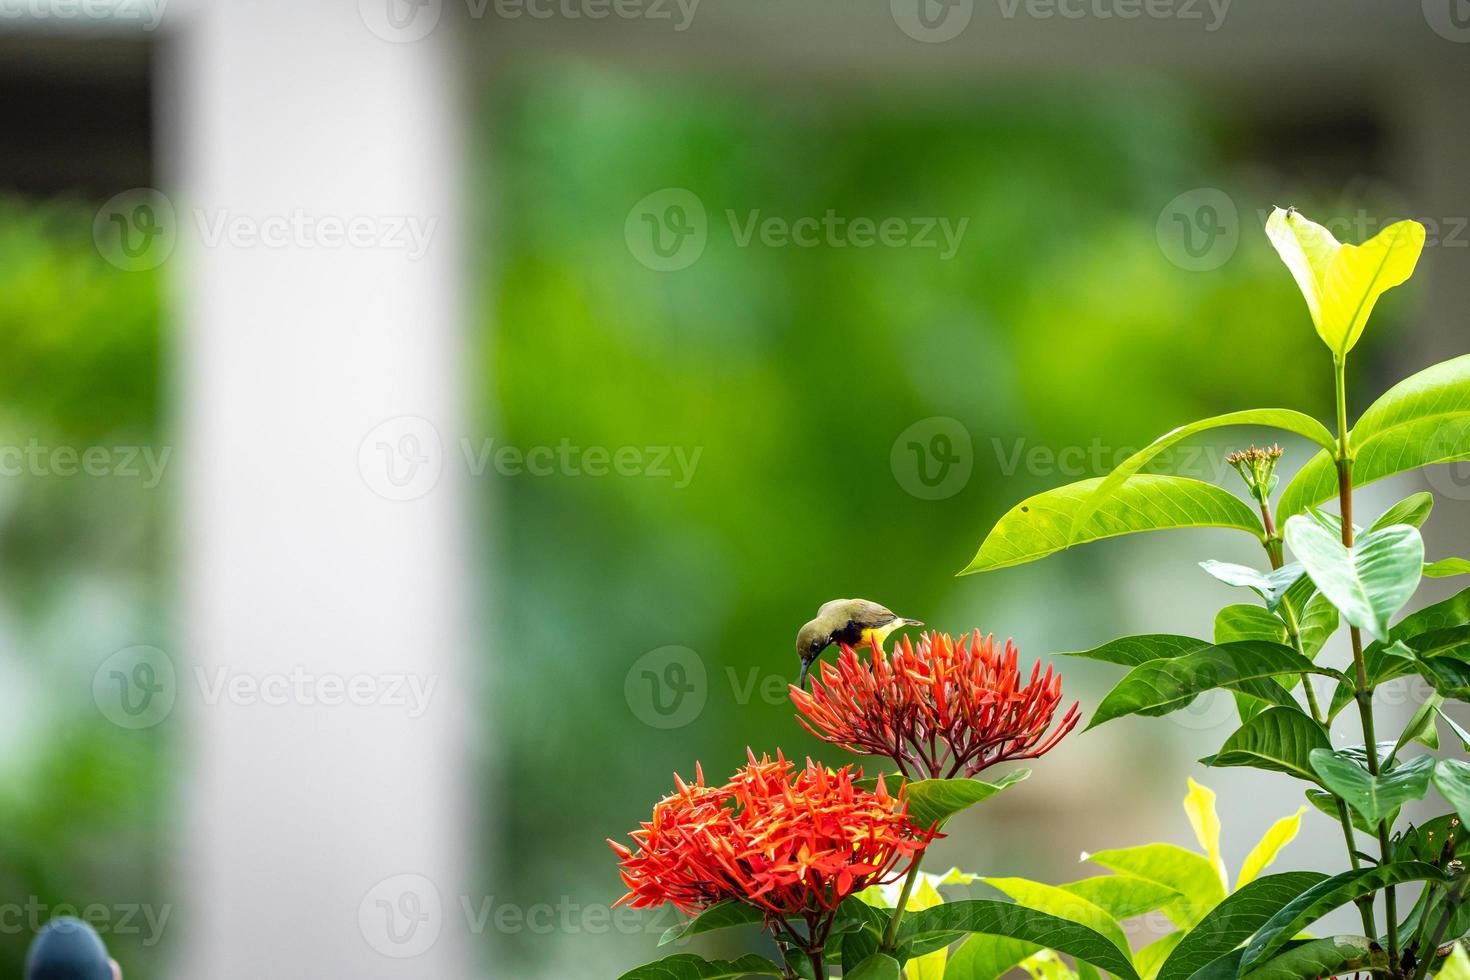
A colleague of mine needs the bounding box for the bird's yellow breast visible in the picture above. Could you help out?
[859,621,903,647]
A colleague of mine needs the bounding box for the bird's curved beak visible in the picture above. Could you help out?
[797,657,813,690]
[900,618,924,628]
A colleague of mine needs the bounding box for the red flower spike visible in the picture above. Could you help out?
[609,753,933,934]
[790,629,1081,780]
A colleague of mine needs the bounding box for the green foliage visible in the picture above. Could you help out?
[961,475,1263,574]
[616,953,786,979]
[961,203,1470,980]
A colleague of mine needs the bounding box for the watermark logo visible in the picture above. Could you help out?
[891,0,973,42]
[93,645,176,730]
[1157,188,1239,271]
[359,416,445,502]
[1424,0,1470,41]
[625,188,708,272]
[1425,459,1470,501]
[624,646,707,729]
[0,0,169,29]
[94,189,176,272]
[359,0,443,41]
[891,416,974,500]
[360,874,443,958]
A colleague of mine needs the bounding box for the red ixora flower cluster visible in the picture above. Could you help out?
[608,752,933,923]
[790,630,1080,780]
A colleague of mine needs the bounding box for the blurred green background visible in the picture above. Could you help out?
[475,64,1415,978]
[0,43,1447,980]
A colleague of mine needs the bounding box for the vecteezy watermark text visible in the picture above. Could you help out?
[0,0,167,29]
[995,0,1231,30]
[0,440,170,488]
[0,899,172,947]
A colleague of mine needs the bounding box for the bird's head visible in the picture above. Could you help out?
[795,620,832,689]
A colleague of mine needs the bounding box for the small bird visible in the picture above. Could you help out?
[795,598,923,689]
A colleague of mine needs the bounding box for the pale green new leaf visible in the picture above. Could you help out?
[1284,516,1423,642]
[962,475,1263,574]
[1264,207,1425,357]
[1238,808,1307,887]
[1431,758,1470,828]
[981,878,1129,955]
[1426,558,1470,578]
[1084,843,1227,929]
[1439,943,1470,980]
[1277,354,1470,520]
[1372,492,1434,531]
[1199,561,1305,612]
[1182,778,1227,892]
[1135,932,1182,980]
[943,934,1039,980]
[1059,875,1181,921]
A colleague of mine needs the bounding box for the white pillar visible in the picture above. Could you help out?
[169,1,475,976]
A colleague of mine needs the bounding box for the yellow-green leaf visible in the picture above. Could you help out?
[1238,807,1306,887]
[981,878,1130,956]
[1439,943,1470,980]
[1264,207,1425,358]
[1136,932,1184,980]
[1182,778,1227,892]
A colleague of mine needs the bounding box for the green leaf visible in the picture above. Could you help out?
[1309,750,1432,826]
[844,953,900,980]
[1373,493,1435,531]
[1059,875,1181,921]
[1200,561,1306,612]
[1238,808,1307,887]
[1328,590,1470,719]
[1154,871,1328,980]
[1084,843,1227,929]
[1426,559,1470,578]
[1394,813,1470,864]
[1241,936,1380,980]
[1440,944,1470,980]
[1060,634,1209,668]
[1305,789,1378,836]
[901,771,1030,828]
[1432,758,1470,828]
[943,934,1039,980]
[658,901,764,947]
[1441,709,1470,751]
[1087,642,1338,730]
[1390,692,1443,763]
[1214,605,1288,646]
[1264,207,1425,358]
[616,954,786,979]
[1284,517,1424,643]
[1200,707,1330,783]
[962,475,1264,575]
[981,878,1129,955]
[1065,409,1337,551]
[1278,355,1470,521]
[1136,932,1182,980]
[1298,592,1341,658]
[896,901,1140,980]
[1243,864,1448,972]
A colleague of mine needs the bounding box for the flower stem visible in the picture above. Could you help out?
[882,857,924,951]
[807,949,827,980]
[1334,357,1400,968]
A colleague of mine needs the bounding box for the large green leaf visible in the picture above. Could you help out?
[1060,634,1209,668]
[1087,642,1338,730]
[1394,626,1470,699]
[1393,812,1470,864]
[1432,758,1470,828]
[1215,605,1289,646]
[1064,409,1337,551]
[1264,207,1425,358]
[844,954,900,980]
[1239,863,1448,971]
[1154,871,1328,980]
[942,934,1038,980]
[1084,844,1226,929]
[1284,517,1424,642]
[1328,590,1470,719]
[981,878,1129,955]
[1372,492,1435,531]
[658,902,763,947]
[962,475,1264,574]
[1241,936,1380,980]
[1426,559,1470,578]
[1200,707,1329,783]
[1060,875,1181,921]
[1278,354,1470,520]
[904,771,1030,828]
[616,954,786,979]
[1308,750,1433,826]
[896,901,1140,980]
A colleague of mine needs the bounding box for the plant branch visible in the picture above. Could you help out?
[882,856,925,951]
[1410,876,1470,980]
[1335,356,1400,968]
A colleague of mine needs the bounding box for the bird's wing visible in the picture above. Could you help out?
[846,598,898,626]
